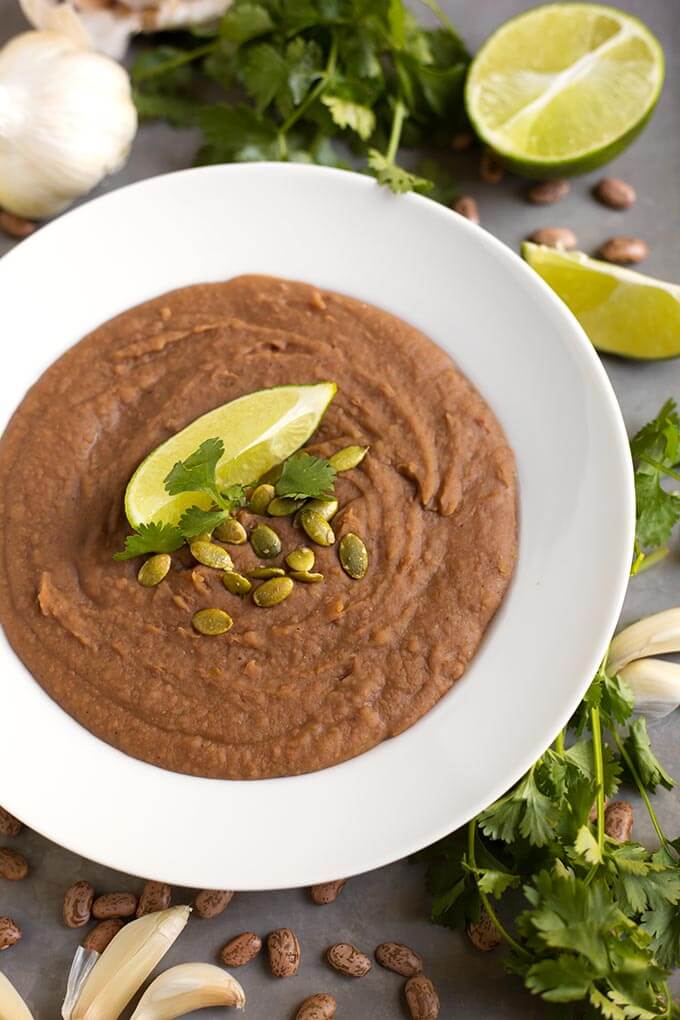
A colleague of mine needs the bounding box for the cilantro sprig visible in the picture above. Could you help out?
[421,400,680,1017]
[114,437,247,559]
[631,398,680,574]
[131,0,470,196]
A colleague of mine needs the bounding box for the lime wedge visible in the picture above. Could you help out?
[125,382,336,528]
[523,242,680,360]
[466,4,664,177]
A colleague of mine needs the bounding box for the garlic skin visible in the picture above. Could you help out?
[0,971,33,1020]
[70,906,190,1020]
[130,963,246,1018]
[619,658,680,721]
[22,0,232,60]
[0,30,137,219]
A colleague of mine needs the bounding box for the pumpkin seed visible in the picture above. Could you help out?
[305,497,338,522]
[267,496,305,517]
[137,553,171,588]
[253,576,294,607]
[339,532,368,579]
[249,566,286,579]
[249,484,275,515]
[222,571,252,596]
[285,547,315,572]
[289,570,324,584]
[299,508,335,547]
[329,445,369,472]
[192,608,233,635]
[194,532,213,544]
[250,523,282,559]
[190,541,234,570]
[214,517,247,544]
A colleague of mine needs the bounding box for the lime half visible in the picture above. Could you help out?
[125,382,336,528]
[523,242,680,360]
[466,4,664,177]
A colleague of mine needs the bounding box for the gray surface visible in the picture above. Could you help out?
[1,0,679,1016]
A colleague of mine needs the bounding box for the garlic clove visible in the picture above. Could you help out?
[0,971,34,1020]
[130,963,246,1018]
[619,658,680,721]
[71,906,190,1020]
[607,608,680,675]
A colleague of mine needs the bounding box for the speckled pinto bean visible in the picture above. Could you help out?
[0,848,28,881]
[136,880,172,917]
[220,931,262,967]
[63,881,95,928]
[91,892,137,919]
[194,889,234,918]
[0,916,21,950]
[267,927,300,977]
[310,879,346,905]
[0,807,21,837]
[82,919,124,952]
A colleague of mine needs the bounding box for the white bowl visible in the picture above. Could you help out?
[0,164,633,888]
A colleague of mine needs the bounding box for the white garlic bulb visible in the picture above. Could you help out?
[0,26,137,219]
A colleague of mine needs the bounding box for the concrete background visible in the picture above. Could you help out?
[1,1,679,1016]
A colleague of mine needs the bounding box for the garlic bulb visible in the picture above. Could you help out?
[22,0,232,60]
[0,25,137,219]
[619,658,680,721]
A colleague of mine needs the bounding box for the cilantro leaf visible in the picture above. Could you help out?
[623,718,675,793]
[322,95,376,140]
[630,399,680,561]
[198,105,279,162]
[479,767,558,848]
[113,521,185,560]
[220,2,274,44]
[164,437,225,497]
[178,505,228,538]
[525,955,595,1002]
[275,452,336,500]
[367,149,434,195]
[641,899,680,968]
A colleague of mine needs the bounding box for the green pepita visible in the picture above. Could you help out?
[253,576,294,607]
[285,546,315,572]
[249,484,275,515]
[190,541,234,570]
[339,532,369,579]
[305,497,338,522]
[267,496,305,517]
[249,566,286,579]
[214,517,248,545]
[222,571,252,596]
[194,532,213,544]
[192,607,233,635]
[299,508,335,547]
[137,553,171,588]
[250,523,282,559]
[289,570,324,584]
[328,445,369,472]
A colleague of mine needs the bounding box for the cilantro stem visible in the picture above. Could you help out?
[584,705,606,886]
[385,100,408,165]
[278,36,338,159]
[612,729,676,856]
[133,42,217,82]
[467,820,531,959]
[554,729,565,755]
[638,453,680,485]
[632,545,669,576]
